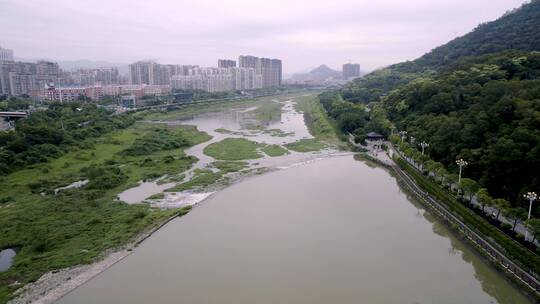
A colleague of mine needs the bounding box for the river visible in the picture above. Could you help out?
[57,95,532,304]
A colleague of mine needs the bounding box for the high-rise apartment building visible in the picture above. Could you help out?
[129,61,191,85]
[94,67,119,85]
[238,55,259,70]
[0,60,62,96]
[62,67,120,87]
[129,61,151,85]
[230,67,262,90]
[0,46,14,62]
[218,59,236,68]
[342,63,360,79]
[171,67,262,93]
[238,55,282,88]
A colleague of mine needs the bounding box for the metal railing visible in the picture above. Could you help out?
[388,145,540,294]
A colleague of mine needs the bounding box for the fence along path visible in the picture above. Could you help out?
[368,143,540,295]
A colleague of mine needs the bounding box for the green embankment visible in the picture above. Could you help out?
[285,139,327,153]
[395,157,540,275]
[0,123,211,303]
[294,94,344,146]
[143,95,275,121]
[203,138,263,160]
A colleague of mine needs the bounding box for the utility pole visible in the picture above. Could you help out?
[456,159,468,184]
[524,192,538,241]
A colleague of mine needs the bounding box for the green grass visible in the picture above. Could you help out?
[211,161,249,173]
[241,101,283,130]
[250,101,283,122]
[295,94,344,146]
[165,169,225,192]
[147,193,165,200]
[285,139,327,152]
[261,145,289,157]
[143,95,278,121]
[261,129,294,137]
[0,122,211,303]
[203,138,263,160]
[214,128,247,136]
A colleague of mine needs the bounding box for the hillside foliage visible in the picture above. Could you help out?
[341,0,540,104]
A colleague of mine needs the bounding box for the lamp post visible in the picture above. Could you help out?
[456,159,468,184]
[410,136,416,145]
[523,192,538,241]
[420,141,429,155]
[399,131,407,143]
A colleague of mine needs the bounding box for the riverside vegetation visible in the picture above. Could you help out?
[0,99,274,302]
[0,93,337,303]
[0,117,209,302]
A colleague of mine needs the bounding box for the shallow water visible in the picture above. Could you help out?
[58,156,531,304]
[117,95,331,205]
[117,181,174,204]
[0,248,16,272]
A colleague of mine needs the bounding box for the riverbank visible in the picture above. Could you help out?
[13,148,355,304]
[8,206,191,304]
[0,95,290,303]
[356,144,540,300]
[56,154,533,304]
[3,92,343,304]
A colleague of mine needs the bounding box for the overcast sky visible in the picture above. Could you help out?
[0,0,529,73]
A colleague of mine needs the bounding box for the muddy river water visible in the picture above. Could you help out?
[58,95,532,304]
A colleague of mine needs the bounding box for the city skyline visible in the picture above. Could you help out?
[0,0,528,74]
[0,50,285,98]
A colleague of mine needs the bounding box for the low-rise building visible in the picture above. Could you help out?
[45,86,86,102]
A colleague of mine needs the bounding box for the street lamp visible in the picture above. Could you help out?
[456,158,468,184]
[420,141,429,155]
[410,136,416,145]
[523,192,538,241]
[399,131,407,143]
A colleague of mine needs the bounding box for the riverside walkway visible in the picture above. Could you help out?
[356,138,540,295]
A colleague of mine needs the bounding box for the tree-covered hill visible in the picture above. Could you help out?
[342,0,540,103]
[383,51,540,206]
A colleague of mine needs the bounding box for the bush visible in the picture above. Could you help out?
[83,165,127,190]
[501,223,513,231]
[121,128,189,156]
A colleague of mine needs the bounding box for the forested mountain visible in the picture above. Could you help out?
[321,1,540,210]
[384,51,540,206]
[341,0,540,103]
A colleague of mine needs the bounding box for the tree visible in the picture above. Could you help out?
[424,160,437,179]
[476,188,492,213]
[446,174,459,191]
[433,163,448,185]
[460,178,479,201]
[504,208,527,232]
[493,198,510,221]
[525,219,540,243]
